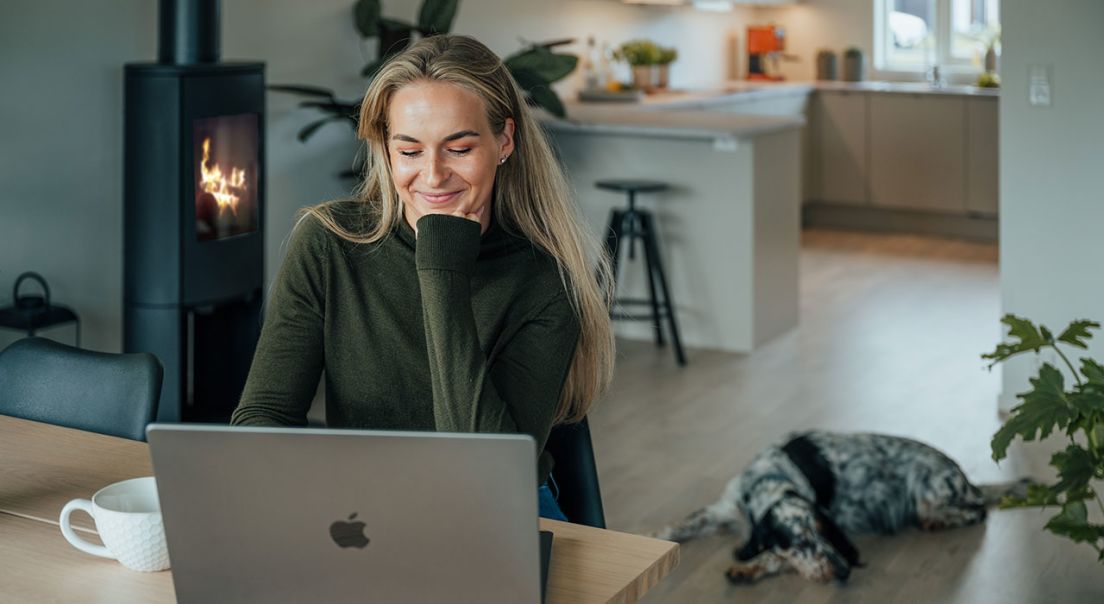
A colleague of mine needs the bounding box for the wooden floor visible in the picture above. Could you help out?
[591,229,1104,603]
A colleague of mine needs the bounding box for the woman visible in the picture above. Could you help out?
[230,35,615,521]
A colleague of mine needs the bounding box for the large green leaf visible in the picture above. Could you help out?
[991,363,1075,460]
[1045,501,1104,545]
[267,84,337,100]
[298,116,352,142]
[378,18,414,59]
[1058,320,1100,349]
[417,0,459,35]
[1068,387,1104,416]
[509,66,565,118]
[1049,445,1097,498]
[505,47,579,84]
[983,314,1053,366]
[353,0,381,38]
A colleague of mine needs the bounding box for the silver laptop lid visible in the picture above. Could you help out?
[147,424,540,604]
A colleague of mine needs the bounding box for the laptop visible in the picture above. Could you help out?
[147,424,553,603]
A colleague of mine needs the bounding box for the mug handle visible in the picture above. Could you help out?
[60,499,113,558]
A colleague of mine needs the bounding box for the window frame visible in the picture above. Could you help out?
[874,0,998,75]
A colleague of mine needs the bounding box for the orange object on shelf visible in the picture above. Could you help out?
[747,25,786,81]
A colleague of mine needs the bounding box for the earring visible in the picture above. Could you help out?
[499,156,507,165]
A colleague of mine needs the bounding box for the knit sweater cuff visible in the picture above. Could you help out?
[415,214,482,274]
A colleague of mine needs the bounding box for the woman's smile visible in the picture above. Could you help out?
[417,190,464,205]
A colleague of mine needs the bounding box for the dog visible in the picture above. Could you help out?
[653,431,1028,585]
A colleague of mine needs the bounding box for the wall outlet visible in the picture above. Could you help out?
[1028,65,1052,107]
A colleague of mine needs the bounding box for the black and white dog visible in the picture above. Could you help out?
[654,431,1027,585]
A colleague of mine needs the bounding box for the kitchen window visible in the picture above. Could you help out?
[875,0,1000,73]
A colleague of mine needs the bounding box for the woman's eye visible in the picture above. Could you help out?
[449,148,472,156]
[398,150,421,158]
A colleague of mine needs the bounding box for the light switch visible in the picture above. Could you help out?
[1029,65,1052,107]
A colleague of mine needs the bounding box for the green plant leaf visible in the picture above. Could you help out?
[378,18,414,59]
[267,85,337,100]
[1057,320,1100,349]
[353,0,381,38]
[991,363,1074,460]
[417,0,458,35]
[999,482,1061,508]
[1050,445,1096,498]
[1044,501,1104,545]
[509,66,565,118]
[538,38,575,49]
[1081,359,1104,387]
[982,314,1052,367]
[505,47,579,84]
[298,116,350,142]
[1068,387,1104,416]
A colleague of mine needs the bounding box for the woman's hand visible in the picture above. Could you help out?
[449,204,485,225]
[415,204,487,236]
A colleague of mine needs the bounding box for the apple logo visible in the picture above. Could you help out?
[329,512,370,549]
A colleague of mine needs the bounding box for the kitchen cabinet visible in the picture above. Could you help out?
[869,95,966,212]
[813,90,868,205]
[966,98,999,215]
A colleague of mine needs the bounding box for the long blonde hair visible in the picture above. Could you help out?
[302,35,614,424]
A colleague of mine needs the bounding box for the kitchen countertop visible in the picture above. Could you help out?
[814,80,999,97]
[571,80,997,112]
[545,78,996,140]
[546,102,804,142]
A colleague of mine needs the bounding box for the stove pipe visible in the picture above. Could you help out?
[158,0,220,65]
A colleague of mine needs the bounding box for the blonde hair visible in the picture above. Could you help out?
[302,35,614,424]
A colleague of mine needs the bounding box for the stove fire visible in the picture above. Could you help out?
[193,113,258,242]
[200,137,246,215]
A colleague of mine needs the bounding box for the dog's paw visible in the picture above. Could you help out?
[725,565,759,585]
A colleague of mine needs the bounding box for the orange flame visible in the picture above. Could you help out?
[200,137,247,214]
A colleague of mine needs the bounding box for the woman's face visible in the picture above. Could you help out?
[387,80,514,234]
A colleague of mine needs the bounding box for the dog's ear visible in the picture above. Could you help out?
[814,508,862,567]
[734,521,767,561]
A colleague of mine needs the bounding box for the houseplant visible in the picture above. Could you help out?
[983,314,1104,562]
[655,46,678,89]
[616,39,661,91]
[269,0,577,179]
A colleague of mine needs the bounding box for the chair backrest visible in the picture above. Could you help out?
[0,337,163,441]
[544,417,606,528]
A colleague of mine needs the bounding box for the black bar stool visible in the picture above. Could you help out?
[597,179,686,366]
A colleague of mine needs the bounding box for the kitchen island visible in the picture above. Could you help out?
[543,102,805,353]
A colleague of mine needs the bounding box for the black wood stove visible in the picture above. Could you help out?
[124,0,265,423]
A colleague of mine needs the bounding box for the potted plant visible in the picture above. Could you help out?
[842,47,864,82]
[655,46,678,90]
[983,315,1104,563]
[268,0,578,179]
[616,39,661,92]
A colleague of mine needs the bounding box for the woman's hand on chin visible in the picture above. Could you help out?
[414,204,486,236]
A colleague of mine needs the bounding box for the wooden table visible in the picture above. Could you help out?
[0,415,678,603]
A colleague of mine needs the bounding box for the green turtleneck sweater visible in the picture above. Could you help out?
[230,203,580,484]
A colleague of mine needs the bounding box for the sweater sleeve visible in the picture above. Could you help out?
[230,217,328,426]
[414,214,580,453]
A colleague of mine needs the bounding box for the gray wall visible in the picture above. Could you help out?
[998,0,1104,410]
[0,0,755,353]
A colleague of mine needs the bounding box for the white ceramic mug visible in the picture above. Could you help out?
[59,476,171,572]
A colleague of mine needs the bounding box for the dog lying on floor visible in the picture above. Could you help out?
[653,431,1028,585]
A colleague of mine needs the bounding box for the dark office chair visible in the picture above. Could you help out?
[545,417,606,529]
[0,337,163,441]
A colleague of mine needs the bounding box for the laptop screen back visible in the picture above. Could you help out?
[147,425,541,604]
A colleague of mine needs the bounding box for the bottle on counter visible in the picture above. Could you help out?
[816,50,837,80]
[584,36,601,92]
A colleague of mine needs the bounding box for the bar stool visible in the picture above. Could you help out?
[597,179,686,366]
